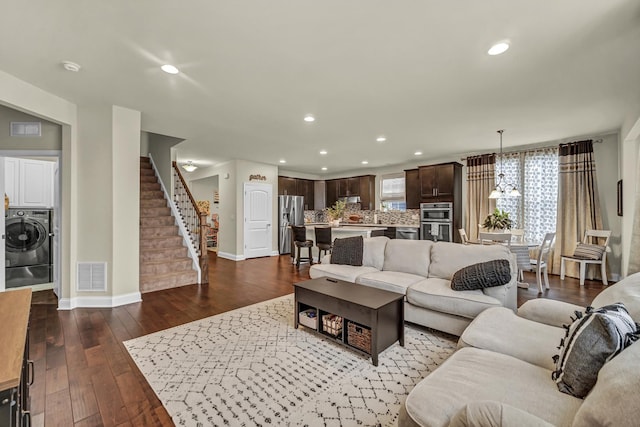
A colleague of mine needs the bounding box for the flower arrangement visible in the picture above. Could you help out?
[482,208,513,231]
[326,200,346,222]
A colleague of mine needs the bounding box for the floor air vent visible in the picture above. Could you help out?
[77,262,107,291]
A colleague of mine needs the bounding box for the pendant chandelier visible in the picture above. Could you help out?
[489,129,521,199]
[181,161,198,172]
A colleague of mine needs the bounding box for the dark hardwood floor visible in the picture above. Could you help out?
[29,253,606,426]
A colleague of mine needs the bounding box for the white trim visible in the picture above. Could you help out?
[57,292,141,310]
[270,250,280,256]
[148,154,202,283]
[218,251,246,261]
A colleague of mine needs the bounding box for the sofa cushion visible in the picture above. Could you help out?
[382,239,433,277]
[407,278,502,320]
[552,303,637,398]
[459,307,565,370]
[356,271,424,295]
[429,242,513,280]
[572,340,640,427]
[362,236,389,270]
[591,271,640,321]
[451,259,511,291]
[449,401,555,427]
[330,236,363,266]
[308,263,378,283]
[403,347,582,427]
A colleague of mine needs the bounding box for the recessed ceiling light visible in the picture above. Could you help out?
[279,159,286,164]
[488,42,509,56]
[319,150,327,155]
[376,136,387,143]
[321,167,327,171]
[361,160,369,165]
[414,151,423,156]
[161,64,180,74]
[62,61,81,72]
[304,114,315,122]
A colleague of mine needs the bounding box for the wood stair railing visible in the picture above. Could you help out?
[172,161,209,284]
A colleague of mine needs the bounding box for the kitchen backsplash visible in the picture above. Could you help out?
[304,208,420,226]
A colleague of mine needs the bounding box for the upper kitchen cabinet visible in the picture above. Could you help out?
[325,179,339,208]
[419,162,462,200]
[359,175,375,210]
[277,176,297,196]
[5,157,54,208]
[299,179,314,210]
[404,168,420,209]
[277,176,315,210]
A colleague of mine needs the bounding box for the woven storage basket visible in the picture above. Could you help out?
[347,321,371,353]
[322,314,343,337]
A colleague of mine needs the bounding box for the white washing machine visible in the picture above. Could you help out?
[5,208,52,288]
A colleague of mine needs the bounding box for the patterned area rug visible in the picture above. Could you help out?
[124,295,456,426]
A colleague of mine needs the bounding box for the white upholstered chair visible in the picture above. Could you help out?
[560,229,611,286]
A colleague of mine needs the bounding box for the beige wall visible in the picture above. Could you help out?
[145,131,184,191]
[0,104,62,150]
[112,106,141,295]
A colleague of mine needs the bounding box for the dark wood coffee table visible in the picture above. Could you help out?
[294,277,404,366]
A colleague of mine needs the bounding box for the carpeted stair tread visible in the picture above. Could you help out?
[139,225,179,237]
[140,198,167,208]
[140,270,198,293]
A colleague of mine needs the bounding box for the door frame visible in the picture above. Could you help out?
[243,182,273,259]
[0,150,61,295]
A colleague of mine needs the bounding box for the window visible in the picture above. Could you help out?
[495,148,558,243]
[380,173,406,211]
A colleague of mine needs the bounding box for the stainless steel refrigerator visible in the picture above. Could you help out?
[279,195,305,254]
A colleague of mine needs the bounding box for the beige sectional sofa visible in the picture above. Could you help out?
[309,237,518,336]
[399,272,640,427]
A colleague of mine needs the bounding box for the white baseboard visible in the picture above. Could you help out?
[58,292,142,310]
[218,252,246,261]
[271,251,280,256]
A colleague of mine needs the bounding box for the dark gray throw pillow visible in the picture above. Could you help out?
[450,259,511,291]
[552,303,638,398]
[330,236,363,266]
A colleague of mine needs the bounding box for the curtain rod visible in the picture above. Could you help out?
[460,138,603,162]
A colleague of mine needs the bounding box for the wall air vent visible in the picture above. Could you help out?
[11,122,42,137]
[77,262,107,291]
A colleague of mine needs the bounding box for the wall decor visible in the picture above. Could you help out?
[249,174,267,181]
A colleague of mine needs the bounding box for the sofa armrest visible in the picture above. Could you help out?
[320,254,331,264]
[448,401,555,427]
[517,299,584,327]
[480,253,518,312]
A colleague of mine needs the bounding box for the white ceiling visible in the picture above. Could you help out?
[1,1,639,175]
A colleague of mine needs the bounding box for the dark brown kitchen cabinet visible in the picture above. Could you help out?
[326,180,339,208]
[419,162,462,200]
[405,168,420,209]
[359,175,375,210]
[347,178,360,196]
[278,176,297,196]
[299,179,315,210]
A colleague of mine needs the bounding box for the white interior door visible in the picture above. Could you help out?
[244,182,273,259]
[0,157,5,291]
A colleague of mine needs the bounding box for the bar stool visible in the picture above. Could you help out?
[315,226,333,261]
[292,225,313,268]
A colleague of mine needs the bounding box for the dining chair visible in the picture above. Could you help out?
[291,225,313,268]
[315,226,333,260]
[458,229,470,244]
[530,232,556,293]
[509,229,525,244]
[560,230,611,286]
[479,232,511,247]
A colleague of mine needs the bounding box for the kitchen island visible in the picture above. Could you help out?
[293,224,388,263]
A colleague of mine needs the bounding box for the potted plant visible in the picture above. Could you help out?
[326,200,346,226]
[482,208,513,231]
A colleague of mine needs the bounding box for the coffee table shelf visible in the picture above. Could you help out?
[294,277,404,366]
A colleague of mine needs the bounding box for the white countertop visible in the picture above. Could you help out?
[306,222,419,228]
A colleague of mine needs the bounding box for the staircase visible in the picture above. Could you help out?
[139,157,198,293]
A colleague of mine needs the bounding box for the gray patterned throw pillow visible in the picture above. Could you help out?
[330,236,363,266]
[552,303,638,398]
[450,259,511,291]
